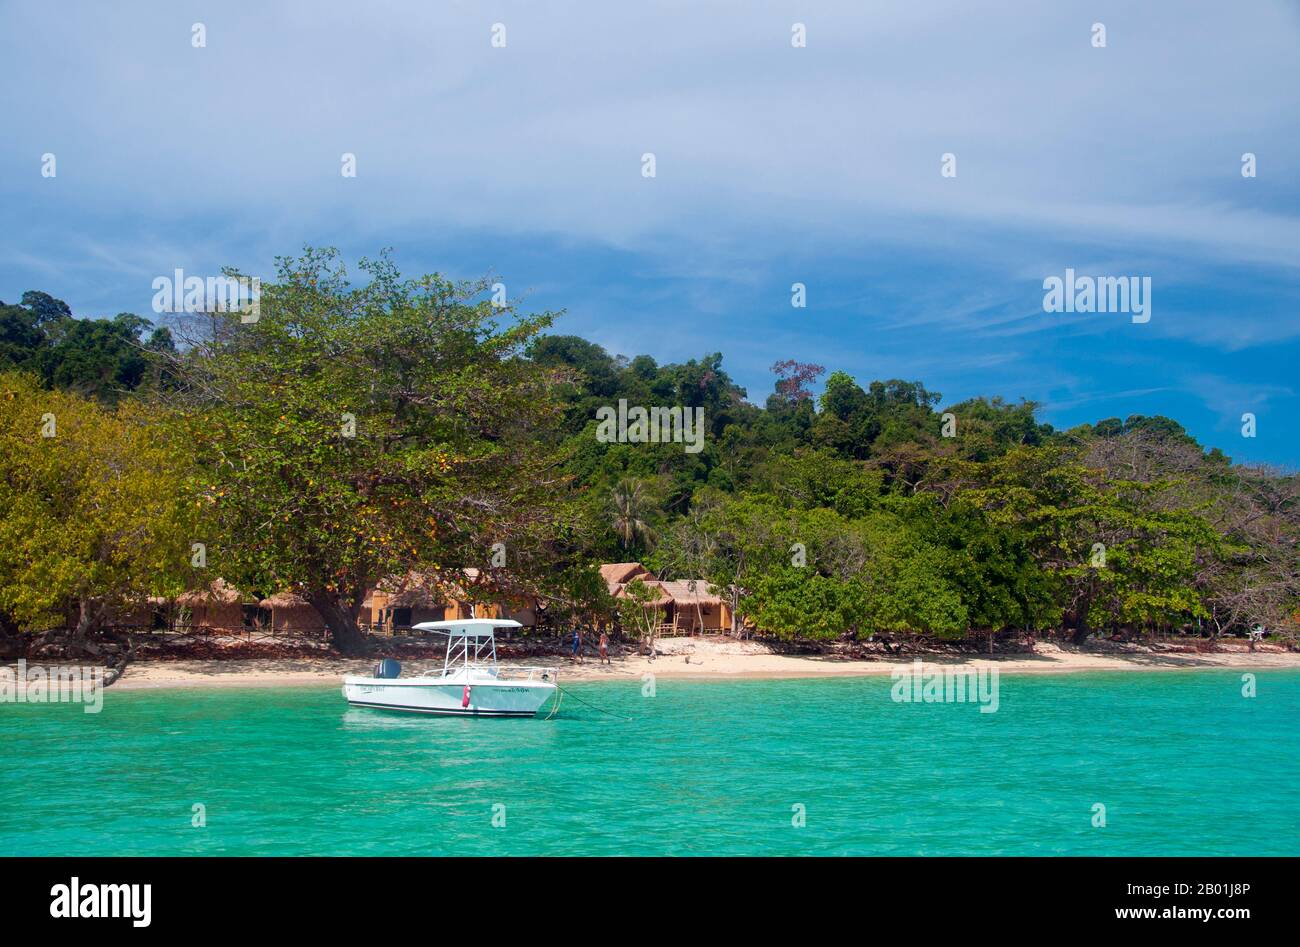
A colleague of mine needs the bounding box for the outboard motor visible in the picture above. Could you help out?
[373,658,401,679]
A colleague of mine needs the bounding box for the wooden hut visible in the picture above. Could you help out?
[602,564,732,636]
[600,562,654,597]
[111,595,172,631]
[454,568,538,627]
[176,579,248,632]
[364,582,450,634]
[364,569,538,634]
[652,580,731,634]
[259,592,327,636]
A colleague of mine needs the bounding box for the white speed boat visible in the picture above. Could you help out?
[342,619,557,717]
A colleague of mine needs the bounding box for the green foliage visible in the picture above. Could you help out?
[173,248,572,651]
[908,495,1059,631]
[944,396,1053,461]
[3,269,1293,652]
[0,292,169,403]
[756,450,883,517]
[814,375,942,458]
[609,477,659,553]
[616,576,667,642]
[739,568,868,641]
[0,371,196,632]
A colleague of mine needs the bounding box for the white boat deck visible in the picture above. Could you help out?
[342,618,557,717]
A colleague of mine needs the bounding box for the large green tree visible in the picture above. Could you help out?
[0,371,196,640]
[170,249,572,654]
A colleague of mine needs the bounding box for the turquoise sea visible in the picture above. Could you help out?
[2,671,1297,856]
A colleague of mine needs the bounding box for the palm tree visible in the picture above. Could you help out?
[610,478,657,551]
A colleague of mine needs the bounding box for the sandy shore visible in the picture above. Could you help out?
[45,638,1298,691]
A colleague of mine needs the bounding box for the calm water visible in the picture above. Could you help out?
[2,671,1297,856]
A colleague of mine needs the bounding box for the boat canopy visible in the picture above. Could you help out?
[411,618,522,638]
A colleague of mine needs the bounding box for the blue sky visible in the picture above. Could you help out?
[2,1,1298,464]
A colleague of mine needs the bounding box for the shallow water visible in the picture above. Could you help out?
[2,671,1296,855]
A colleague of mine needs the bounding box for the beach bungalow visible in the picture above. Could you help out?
[601,563,732,636]
[442,568,539,628]
[470,597,538,626]
[259,592,328,636]
[175,579,252,632]
[110,595,173,631]
[364,583,453,634]
[364,569,538,635]
[462,569,538,629]
[650,579,731,635]
[600,562,654,597]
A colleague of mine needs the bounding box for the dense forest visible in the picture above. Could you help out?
[2,250,1297,656]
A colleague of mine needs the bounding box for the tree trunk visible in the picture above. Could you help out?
[0,608,21,658]
[1068,589,1094,646]
[1066,604,1091,646]
[28,604,133,686]
[306,588,371,656]
[72,597,106,646]
[101,631,136,688]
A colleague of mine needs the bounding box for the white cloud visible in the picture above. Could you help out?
[2,0,1297,267]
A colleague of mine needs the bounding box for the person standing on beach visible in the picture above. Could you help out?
[599,630,610,665]
[571,627,584,664]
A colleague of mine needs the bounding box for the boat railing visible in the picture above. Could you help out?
[409,662,558,683]
[491,665,559,683]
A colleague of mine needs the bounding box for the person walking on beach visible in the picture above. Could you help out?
[599,630,610,665]
[571,627,584,664]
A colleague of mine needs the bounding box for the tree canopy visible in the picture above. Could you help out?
[2,258,1296,652]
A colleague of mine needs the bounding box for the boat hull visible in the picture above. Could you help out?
[342,677,556,717]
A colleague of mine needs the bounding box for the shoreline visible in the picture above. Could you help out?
[14,639,1293,692]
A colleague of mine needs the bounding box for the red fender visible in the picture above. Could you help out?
[462,684,472,708]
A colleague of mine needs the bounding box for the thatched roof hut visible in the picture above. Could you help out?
[175,579,247,631]
[653,579,725,608]
[608,573,731,633]
[176,578,243,606]
[365,572,456,629]
[259,591,306,609]
[387,586,444,608]
[600,562,653,596]
[258,591,326,635]
[365,568,537,628]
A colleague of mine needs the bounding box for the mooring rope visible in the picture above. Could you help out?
[550,683,632,721]
[544,686,563,720]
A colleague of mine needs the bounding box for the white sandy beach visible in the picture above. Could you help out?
[75,637,1300,691]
